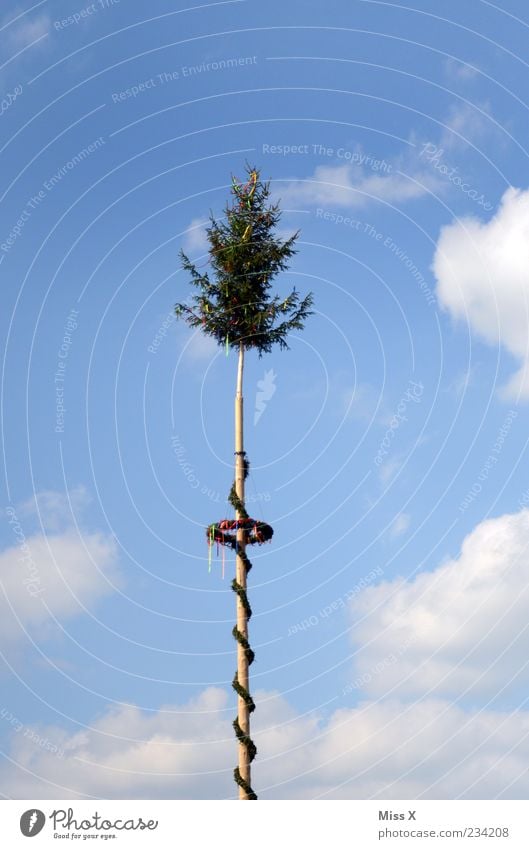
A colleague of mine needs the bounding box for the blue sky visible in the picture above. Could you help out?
[2,0,529,799]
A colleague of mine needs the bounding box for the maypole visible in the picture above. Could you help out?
[175,165,313,799]
[233,342,253,798]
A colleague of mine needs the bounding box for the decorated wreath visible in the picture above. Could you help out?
[207,517,274,549]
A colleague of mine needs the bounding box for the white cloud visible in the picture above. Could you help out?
[181,218,209,256]
[433,187,529,399]
[6,13,50,49]
[443,365,477,399]
[350,509,529,701]
[390,512,411,537]
[1,492,120,641]
[17,486,90,533]
[343,382,382,422]
[277,162,436,211]
[3,687,529,799]
[378,454,404,485]
[279,104,499,215]
[443,102,490,144]
[181,329,218,361]
[416,101,498,156]
[0,9,50,88]
[444,58,480,82]
[6,506,529,800]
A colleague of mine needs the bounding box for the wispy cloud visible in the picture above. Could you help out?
[181,218,209,256]
[444,57,481,82]
[443,365,478,399]
[17,486,90,533]
[439,100,498,150]
[181,329,218,362]
[278,100,502,215]
[5,11,50,49]
[390,512,411,537]
[276,161,437,211]
[343,382,383,423]
[378,453,404,485]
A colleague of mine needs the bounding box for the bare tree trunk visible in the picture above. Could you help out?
[234,342,251,799]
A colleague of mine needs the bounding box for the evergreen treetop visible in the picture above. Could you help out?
[174,165,313,355]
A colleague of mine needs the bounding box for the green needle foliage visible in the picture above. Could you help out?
[174,164,313,354]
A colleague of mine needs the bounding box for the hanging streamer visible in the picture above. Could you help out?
[208,526,214,572]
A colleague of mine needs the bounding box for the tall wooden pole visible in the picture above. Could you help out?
[234,342,251,799]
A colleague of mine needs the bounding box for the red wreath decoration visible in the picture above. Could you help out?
[206,518,274,549]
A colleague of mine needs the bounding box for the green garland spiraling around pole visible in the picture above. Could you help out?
[229,463,258,801]
[207,456,273,800]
